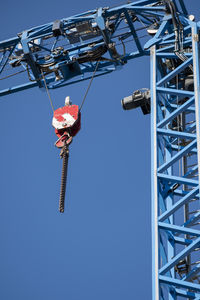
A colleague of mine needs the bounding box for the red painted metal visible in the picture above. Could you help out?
[52,104,81,148]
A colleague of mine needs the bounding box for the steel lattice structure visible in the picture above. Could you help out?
[0,1,200,299]
[0,0,186,96]
[151,18,200,299]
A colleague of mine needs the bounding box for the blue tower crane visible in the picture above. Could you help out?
[0,0,200,299]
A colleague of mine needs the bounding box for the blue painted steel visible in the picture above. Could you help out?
[0,0,188,97]
[151,44,160,300]
[158,187,199,221]
[157,97,195,128]
[175,288,200,299]
[156,57,193,87]
[159,237,200,275]
[1,1,200,299]
[159,276,200,292]
[151,11,200,298]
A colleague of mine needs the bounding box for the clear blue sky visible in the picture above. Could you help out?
[0,1,199,300]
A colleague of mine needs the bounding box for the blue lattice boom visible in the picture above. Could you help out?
[0,0,187,96]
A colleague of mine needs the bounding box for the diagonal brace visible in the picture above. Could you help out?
[159,237,200,275]
[182,263,200,281]
[157,140,197,173]
[157,96,195,128]
[159,186,199,221]
[21,31,42,87]
[157,57,193,87]
[124,9,143,53]
[175,288,200,299]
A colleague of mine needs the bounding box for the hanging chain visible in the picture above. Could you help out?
[59,143,69,213]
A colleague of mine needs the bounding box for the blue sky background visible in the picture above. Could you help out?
[0,1,199,300]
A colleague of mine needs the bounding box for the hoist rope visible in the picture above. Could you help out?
[41,60,100,113]
[0,69,26,80]
[41,70,55,112]
[79,60,100,111]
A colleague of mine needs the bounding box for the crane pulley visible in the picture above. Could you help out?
[50,58,98,213]
[52,97,81,213]
[0,0,188,97]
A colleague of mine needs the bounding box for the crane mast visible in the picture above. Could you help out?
[0,1,200,299]
[151,20,200,299]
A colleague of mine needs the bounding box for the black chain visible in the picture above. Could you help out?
[59,143,69,213]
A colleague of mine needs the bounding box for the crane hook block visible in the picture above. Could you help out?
[52,104,81,148]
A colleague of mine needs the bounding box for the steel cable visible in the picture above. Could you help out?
[79,59,100,111]
[41,70,55,112]
[0,69,26,80]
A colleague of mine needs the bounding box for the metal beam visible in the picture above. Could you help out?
[159,276,200,292]
[159,237,200,275]
[158,187,199,222]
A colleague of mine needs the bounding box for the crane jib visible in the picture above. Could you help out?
[0,0,188,97]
